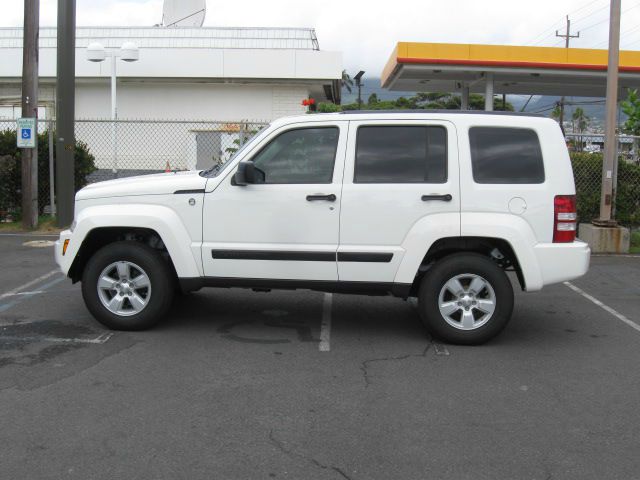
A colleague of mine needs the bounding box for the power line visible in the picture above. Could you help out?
[571,2,611,26]
[578,0,640,33]
[595,21,640,48]
[524,0,606,45]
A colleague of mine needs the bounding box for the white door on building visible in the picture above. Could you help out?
[201,121,348,281]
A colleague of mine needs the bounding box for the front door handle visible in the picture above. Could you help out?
[421,194,452,202]
[306,194,337,202]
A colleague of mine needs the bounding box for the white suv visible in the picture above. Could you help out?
[55,111,590,344]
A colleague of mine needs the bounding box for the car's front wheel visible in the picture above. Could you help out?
[417,253,514,345]
[81,241,174,330]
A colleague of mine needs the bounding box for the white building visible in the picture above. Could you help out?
[0,26,342,121]
[0,27,342,173]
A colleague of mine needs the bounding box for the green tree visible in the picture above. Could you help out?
[572,107,589,152]
[622,89,640,162]
[551,103,562,123]
[367,93,379,106]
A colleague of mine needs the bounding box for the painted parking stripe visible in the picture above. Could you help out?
[0,332,113,345]
[0,233,59,237]
[433,342,450,356]
[0,269,60,300]
[319,293,332,352]
[564,281,640,334]
[0,272,65,313]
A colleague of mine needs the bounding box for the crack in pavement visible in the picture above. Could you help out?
[360,344,432,388]
[269,430,354,480]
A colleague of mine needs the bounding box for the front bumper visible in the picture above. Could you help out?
[54,229,74,276]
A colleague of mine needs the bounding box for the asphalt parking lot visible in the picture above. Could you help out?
[1,233,640,480]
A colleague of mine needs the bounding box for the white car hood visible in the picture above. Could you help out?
[76,170,207,200]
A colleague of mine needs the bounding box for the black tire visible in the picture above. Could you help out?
[417,253,514,345]
[81,241,175,330]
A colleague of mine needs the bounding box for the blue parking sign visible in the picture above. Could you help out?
[16,118,36,148]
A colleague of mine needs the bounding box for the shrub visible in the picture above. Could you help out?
[315,102,342,113]
[0,128,97,219]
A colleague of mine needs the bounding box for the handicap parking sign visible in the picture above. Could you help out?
[16,118,36,148]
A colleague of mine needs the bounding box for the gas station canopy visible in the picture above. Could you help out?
[382,42,640,98]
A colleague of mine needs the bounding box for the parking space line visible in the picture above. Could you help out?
[319,293,332,352]
[0,269,60,300]
[2,290,45,297]
[564,281,640,334]
[0,273,65,314]
[0,233,59,237]
[0,332,113,345]
[433,342,450,356]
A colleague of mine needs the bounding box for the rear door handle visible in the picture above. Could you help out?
[421,194,452,202]
[306,194,337,202]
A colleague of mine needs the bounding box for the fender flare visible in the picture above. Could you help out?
[393,213,460,285]
[68,204,202,278]
[460,213,543,291]
[393,212,544,292]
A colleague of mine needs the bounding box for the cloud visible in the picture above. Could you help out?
[2,0,638,75]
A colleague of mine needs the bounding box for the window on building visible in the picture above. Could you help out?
[469,127,545,184]
[251,127,339,184]
[354,126,447,183]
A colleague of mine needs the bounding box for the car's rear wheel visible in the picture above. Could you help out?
[81,241,174,330]
[417,253,514,345]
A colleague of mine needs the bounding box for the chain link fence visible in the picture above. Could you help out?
[0,119,268,222]
[1,120,639,228]
[567,133,640,228]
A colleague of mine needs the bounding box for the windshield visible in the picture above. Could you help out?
[200,126,270,178]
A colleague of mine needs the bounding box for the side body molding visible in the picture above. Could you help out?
[63,204,202,278]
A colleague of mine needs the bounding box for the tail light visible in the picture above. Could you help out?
[553,195,577,243]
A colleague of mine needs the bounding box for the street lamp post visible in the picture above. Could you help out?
[86,42,139,176]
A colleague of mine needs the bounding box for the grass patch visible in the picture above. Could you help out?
[631,231,640,254]
[0,215,61,234]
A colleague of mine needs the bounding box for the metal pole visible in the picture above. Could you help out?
[556,16,580,135]
[110,53,118,175]
[55,0,76,228]
[461,84,469,110]
[21,0,39,229]
[48,114,56,216]
[484,73,494,111]
[597,0,621,225]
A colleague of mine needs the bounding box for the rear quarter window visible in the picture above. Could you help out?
[469,127,545,184]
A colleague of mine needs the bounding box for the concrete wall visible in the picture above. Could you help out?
[74,82,308,121]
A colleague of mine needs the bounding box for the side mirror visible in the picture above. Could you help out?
[233,161,264,186]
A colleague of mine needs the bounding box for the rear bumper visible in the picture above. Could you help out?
[531,240,590,290]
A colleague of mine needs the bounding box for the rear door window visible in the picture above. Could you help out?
[354,126,447,183]
[469,127,545,184]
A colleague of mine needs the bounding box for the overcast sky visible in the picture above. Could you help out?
[2,0,640,75]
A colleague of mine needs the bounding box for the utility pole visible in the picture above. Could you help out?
[56,0,76,227]
[556,15,580,134]
[596,0,622,225]
[21,0,39,229]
